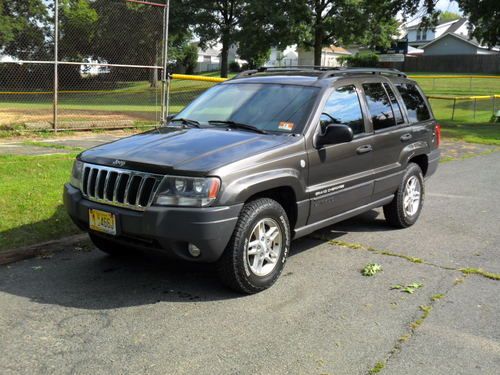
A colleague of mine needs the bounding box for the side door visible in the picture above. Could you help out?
[306,82,375,225]
[359,79,410,201]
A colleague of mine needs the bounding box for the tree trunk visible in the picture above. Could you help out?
[314,27,323,66]
[220,38,229,78]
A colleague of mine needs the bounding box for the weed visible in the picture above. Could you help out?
[361,263,383,276]
[411,305,432,329]
[431,293,445,301]
[391,282,423,294]
[369,361,385,374]
[460,268,500,281]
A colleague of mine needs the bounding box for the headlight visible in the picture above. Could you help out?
[70,160,84,189]
[155,175,221,207]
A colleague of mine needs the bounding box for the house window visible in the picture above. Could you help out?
[416,29,426,41]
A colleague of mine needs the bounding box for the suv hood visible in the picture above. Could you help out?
[80,127,292,175]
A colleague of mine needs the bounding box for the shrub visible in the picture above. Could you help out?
[338,52,379,68]
[229,61,241,73]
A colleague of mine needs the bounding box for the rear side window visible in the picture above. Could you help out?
[362,83,395,130]
[383,83,405,125]
[395,83,431,123]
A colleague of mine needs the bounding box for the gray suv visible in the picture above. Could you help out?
[64,67,440,293]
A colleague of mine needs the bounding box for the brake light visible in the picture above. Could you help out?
[435,124,441,147]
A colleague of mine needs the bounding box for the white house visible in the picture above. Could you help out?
[265,46,299,67]
[297,45,351,67]
[403,18,466,48]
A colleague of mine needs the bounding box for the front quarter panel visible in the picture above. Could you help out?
[212,138,308,206]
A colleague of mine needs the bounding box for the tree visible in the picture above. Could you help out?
[0,0,50,60]
[439,11,461,23]
[455,0,499,47]
[194,1,246,78]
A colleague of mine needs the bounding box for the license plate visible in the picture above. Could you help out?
[89,209,116,236]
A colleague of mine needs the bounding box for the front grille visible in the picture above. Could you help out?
[81,163,163,211]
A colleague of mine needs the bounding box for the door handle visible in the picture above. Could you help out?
[356,145,373,155]
[400,133,412,142]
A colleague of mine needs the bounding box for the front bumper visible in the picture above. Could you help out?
[63,183,242,262]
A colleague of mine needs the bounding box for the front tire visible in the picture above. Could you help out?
[217,198,291,294]
[383,163,425,228]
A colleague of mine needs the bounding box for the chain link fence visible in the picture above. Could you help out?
[0,0,166,131]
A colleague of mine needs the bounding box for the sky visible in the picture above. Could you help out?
[435,0,462,14]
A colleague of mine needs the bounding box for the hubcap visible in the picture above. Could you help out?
[403,176,421,217]
[246,218,283,277]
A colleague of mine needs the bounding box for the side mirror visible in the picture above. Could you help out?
[315,124,354,148]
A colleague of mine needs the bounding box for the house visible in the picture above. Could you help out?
[298,45,351,67]
[193,42,240,73]
[265,46,299,67]
[404,18,467,48]
[403,17,498,56]
[421,33,499,56]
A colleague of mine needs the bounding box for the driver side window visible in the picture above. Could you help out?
[321,85,365,135]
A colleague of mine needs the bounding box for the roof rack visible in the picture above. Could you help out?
[234,65,338,79]
[318,68,407,79]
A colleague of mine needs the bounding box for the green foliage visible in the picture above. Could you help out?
[361,263,383,276]
[229,61,241,73]
[177,43,199,74]
[338,52,379,67]
[439,11,461,23]
[369,361,385,374]
[391,282,423,294]
[0,0,50,59]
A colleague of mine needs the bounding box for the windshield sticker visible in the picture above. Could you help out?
[278,122,294,131]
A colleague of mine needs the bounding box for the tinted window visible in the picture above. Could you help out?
[175,83,320,133]
[396,83,431,123]
[322,85,364,134]
[362,83,395,130]
[383,83,404,125]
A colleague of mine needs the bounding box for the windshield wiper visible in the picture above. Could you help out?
[208,120,268,134]
[169,118,201,128]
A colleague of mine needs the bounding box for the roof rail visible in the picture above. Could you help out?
[233,66,407,80]
[233,65,339,79]
[318,68,407,79]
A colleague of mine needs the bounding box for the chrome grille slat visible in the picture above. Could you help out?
[135,178,147,206]
[81,163,163,211]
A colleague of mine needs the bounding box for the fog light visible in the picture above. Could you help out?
[188,243,201,257]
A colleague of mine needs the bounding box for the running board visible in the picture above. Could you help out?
[293,196,394,239]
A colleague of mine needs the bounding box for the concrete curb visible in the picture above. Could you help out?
[0,234,88,265]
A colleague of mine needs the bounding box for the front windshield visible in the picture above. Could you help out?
[172,83,320,134]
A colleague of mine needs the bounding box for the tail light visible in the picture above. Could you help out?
[435,124,441,147]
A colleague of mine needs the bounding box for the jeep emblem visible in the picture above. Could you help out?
[112,160,126,167]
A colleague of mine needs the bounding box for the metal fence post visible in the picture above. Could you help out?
[160,0,170,123]
[53,0,59,131]
[452,98,456,120]
[473,98,476,120]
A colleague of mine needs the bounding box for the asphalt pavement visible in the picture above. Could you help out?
[0,152,499,375]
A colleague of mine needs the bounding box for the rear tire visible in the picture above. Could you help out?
[217,198,291,294]
[89,232,134,256]
[384,163,424,228]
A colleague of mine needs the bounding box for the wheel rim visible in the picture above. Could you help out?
[403,176,421,217]
[246,218,283,277]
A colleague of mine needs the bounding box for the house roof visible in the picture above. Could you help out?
[322,45,351,55]
[421,31,499,51]
[406,19,457,31]
[446,17,467,34]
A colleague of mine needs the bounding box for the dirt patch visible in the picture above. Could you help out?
[440,140,499,161]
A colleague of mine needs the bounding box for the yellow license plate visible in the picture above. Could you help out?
[89,209,116,236]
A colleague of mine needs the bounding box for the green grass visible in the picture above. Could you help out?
[440,121,500,145]
[0,154,81,251]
